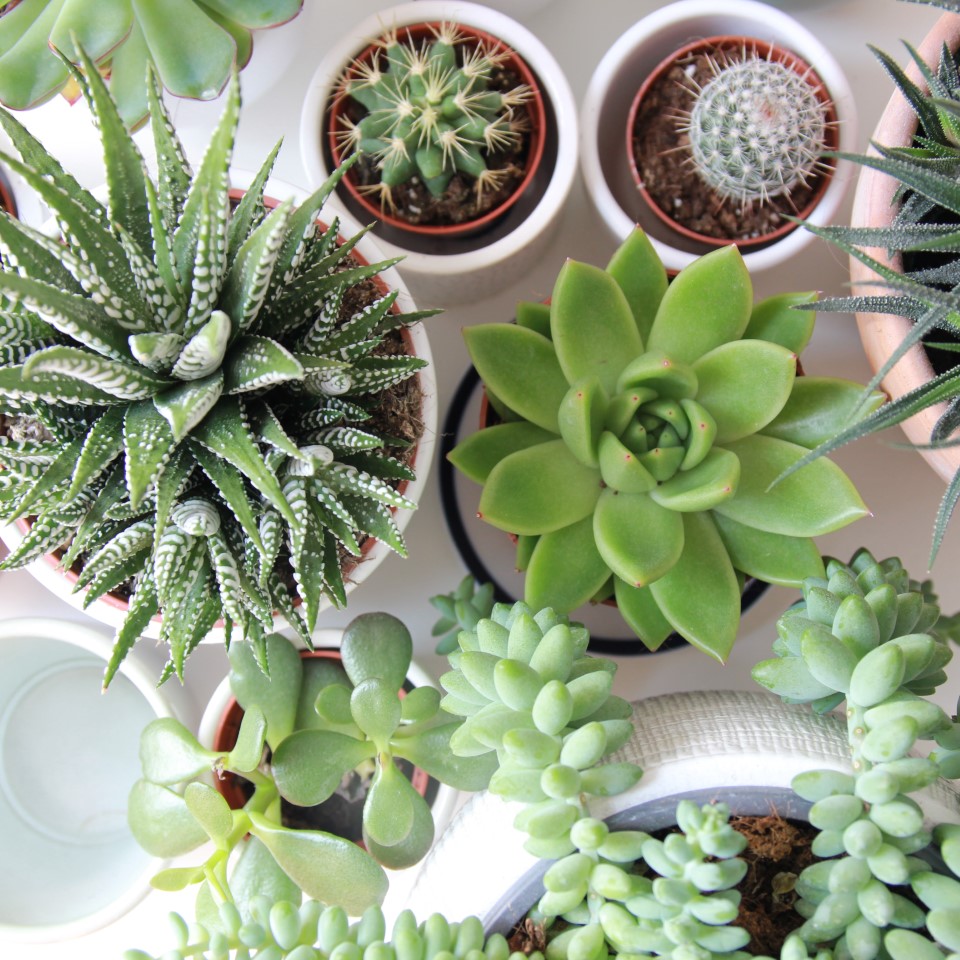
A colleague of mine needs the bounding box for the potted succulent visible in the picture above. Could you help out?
[300,1,578,305]
[580,0,857,273]
[0,0,304,128]
[0,51,436,684]
[131,552,960,960]
[793,2,960,563]
[129,615,494,921]
[447,225,876,661]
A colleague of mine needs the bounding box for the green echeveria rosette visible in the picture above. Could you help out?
[450,228,875,661]
[0,0,303,128]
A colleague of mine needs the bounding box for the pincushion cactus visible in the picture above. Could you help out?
[449,228,874,660]
[0,54,432,683]
[682,50,831,205]
[0,0,302,128]
[335,21,532,209]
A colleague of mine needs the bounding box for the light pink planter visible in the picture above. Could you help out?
[851,12,960,485]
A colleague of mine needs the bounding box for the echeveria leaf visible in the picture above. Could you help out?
[743,292,817,352]
[248,811,388,915]
[647,245,752,364]
[648,448,740,512]
[464,323,567,433]
[0,0,69,109]
[480,440,602,536]
[712,512,825,587]
[606,226,668,343]
[715,435,869,537]
[551,259,641,394]
[525,515,611,612]
[447,421,555,484]
[558,377,608,467]
[693,340,796,442]
[647,512,740,662]
[593,489,683,587]
[614,578,674,651]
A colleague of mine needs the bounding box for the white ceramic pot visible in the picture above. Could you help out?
[299,1,578,306]
[580,0,857,273]
[850,12,960,487]
[0,617,182,942]
[404,689,960,928]
[0,174,437,644]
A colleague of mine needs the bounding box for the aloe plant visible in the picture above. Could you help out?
[0,52,432,684]
[449,228,875,661]
[0,0,302,128]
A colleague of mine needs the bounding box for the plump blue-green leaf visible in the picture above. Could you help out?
[647,245,752,364]
[551,259,642,394]
[714,435,868,536]
[480,440,602,536]
[648,512,740,661]
[465,324,567,433]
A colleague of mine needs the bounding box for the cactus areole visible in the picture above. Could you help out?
[328,20,546,236]
[449,229,874,661]
[627,36,838,249]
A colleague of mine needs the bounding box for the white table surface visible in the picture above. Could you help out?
[3,0,959,957]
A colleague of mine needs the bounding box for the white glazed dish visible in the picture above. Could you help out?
[579,0,858,273]
[0,618,180,943]
[299,0,579,306]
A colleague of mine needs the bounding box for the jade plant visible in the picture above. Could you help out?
[682,51,830,206]
[449,227,875,660]
[334,21,532,211]
[129,615,495,918]
[132,562,960,960]
[0,53,432,683]
[0,0,302,128]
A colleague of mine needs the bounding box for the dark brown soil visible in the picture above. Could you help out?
[631,47,828,242]
[340,53,530,228]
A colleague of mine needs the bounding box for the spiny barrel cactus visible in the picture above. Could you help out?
[335,21,532,209]
[0,53,432,684]
[753,549,960,960]
[0,0,303,128]
[680,48,831,206]
[449,228,874,661]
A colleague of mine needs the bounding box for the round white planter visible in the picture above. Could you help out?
[299,1,578,306]
[197,626,460,857]
[0,617,182,942]
[404,689,960,929]
[580,0,857,273]
[0,174,438,645]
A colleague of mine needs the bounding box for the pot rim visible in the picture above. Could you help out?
[326,19,547,238]
[625,33,840,252]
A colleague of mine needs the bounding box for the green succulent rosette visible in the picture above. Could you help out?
[450,229,875,661]
[0,0,303,128]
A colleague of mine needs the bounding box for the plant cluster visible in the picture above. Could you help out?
[0,0,302,128]
[335,21,532,207]
[133,555,960,960]
[0,53,433,683]
[129,615,494,919]
[796,0,960,560]
[681,49,830,206]
[449,227,874,660]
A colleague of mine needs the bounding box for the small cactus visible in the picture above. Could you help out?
[336,22,532,209]
[681,49,830,206]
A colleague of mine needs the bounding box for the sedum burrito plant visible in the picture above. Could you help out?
[0,52,432,683]
[129,616,495,918]
[0,0,303,128]
[449,227,874,660]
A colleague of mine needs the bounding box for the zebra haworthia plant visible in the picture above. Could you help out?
[0,52,433,684]
[449,227,874,661]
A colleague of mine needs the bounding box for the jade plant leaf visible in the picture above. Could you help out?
[139,717,217,785]
[350,678,403,743]
[363,760,415,848]
[341,612,413,692]
[229,633,302,748]
[272,729,375,806]
[226,704,267,773]
[392,721,498,790]
[248,811,388,916]
[127,779,209,857]
[184,782,234,844]
[362,769,435,869]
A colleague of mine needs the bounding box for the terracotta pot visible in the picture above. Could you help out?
[626,35,839,253]
[850,12,960,486]
[0,174,437,642]
[327,21,546,239]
